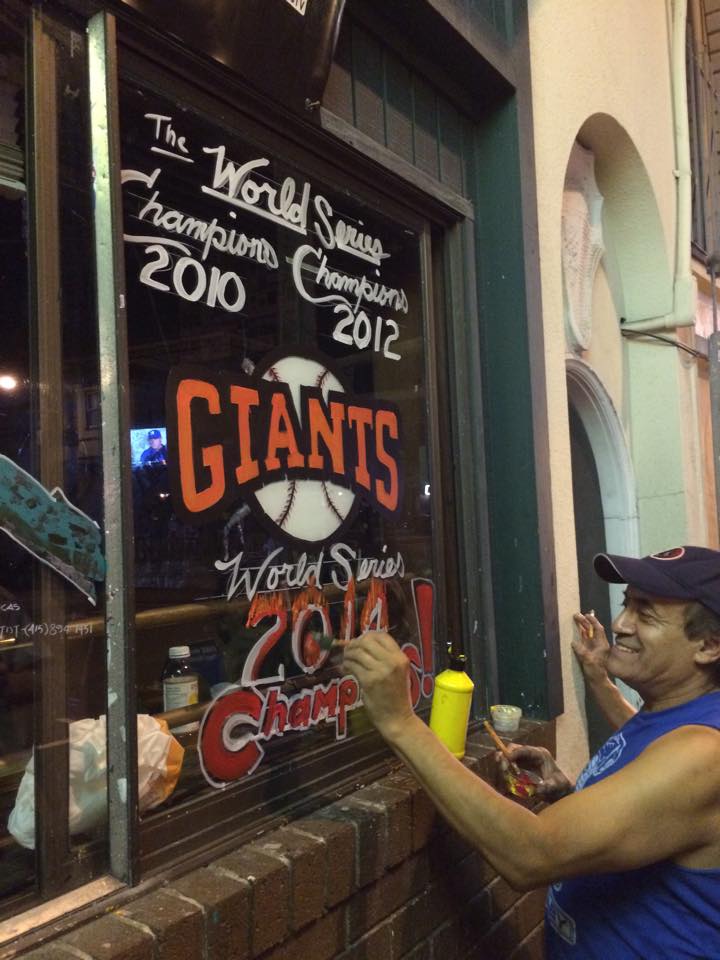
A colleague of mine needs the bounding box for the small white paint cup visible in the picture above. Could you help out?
[490,704,522,734]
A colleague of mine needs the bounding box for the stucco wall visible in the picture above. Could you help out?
[527,0,679,774]
[587,264,623,410]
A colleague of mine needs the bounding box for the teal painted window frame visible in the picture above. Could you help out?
[324,1,562,720]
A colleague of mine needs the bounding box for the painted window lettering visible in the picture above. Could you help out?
[292,245,404,360]
[121,166,277,318]
[197,577,435,787]
[202,148,312,235]
[135,179,278,267]
[138,243,246,312]
[120,87,433,810]
[312,194,388,266]
[199,677,361,787]
[165,353,403,539]
[144,113,192,163]
[215,543,406,605]
[122,118,408,356]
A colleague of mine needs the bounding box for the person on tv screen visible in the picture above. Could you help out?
[140,429,167,466]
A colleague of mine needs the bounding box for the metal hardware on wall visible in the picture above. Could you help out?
[87,11,138,886]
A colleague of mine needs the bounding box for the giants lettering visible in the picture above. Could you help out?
[176,378,224,513]
[165,359,403,528]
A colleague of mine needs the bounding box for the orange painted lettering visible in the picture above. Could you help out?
[307,398,345,474]
[177,378,225,513]
[265,393,305,471]
[231,384,260,484]
[347,405,373,492]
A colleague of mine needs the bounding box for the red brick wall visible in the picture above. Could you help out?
[16,727,551,960]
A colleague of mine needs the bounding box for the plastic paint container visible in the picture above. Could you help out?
[490,704,522,734]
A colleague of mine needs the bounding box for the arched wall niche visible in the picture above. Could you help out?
[574,112,673,326]
[566,357,643,710]
[566,357,639,564]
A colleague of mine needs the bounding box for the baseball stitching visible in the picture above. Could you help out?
[259,358,353,536]
[315,366,345,524]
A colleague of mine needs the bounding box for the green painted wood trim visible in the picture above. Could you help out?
[467,94,551,719]
[441,220,500,713]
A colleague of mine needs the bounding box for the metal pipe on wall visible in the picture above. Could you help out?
[626,0,694,334]
[707,254,720,537]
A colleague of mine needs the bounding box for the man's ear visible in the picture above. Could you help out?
[694,633,720,667]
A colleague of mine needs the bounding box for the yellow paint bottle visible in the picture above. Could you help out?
[429,649,474,758]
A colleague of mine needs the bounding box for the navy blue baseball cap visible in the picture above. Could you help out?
[147,429,162,440]
[594,546,720,617]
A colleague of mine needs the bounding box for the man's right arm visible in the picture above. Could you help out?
[573,612,636,729]
[342,632,720,890]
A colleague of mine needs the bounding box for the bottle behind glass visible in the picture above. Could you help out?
[162,645,199,734]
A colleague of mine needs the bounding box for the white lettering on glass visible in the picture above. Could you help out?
[144,113,193,163]
[292,244,403,359]
[215,543,405,603]
[201,148,311,235]
[285,0,308,13]
[136,243,246,312]
[313,194,388,266]
[122,106,405,349]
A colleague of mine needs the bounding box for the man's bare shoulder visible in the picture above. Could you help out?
[556,723,720,815]
[644,726,720,869]
[533,723,720,876]
[645,722,720,752]
[638,724,720,791]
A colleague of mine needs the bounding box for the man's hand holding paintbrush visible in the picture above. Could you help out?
[484,719,573,801]
[335,631,572,802]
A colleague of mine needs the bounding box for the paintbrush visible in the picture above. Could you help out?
[311,631,348,652]
[482,719,522,775]
[483,720,539,798]
[311,623,399,651]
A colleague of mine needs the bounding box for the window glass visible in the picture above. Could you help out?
[120,81,437,810]
[0,2,107,906]
[0,2,32,901]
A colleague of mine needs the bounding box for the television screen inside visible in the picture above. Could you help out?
[130,426,167,468]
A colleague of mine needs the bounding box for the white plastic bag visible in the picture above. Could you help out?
[7,714,184,849]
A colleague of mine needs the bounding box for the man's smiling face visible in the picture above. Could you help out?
[608,587,700,696]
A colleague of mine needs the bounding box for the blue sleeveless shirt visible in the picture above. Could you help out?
[545,691,720,959]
